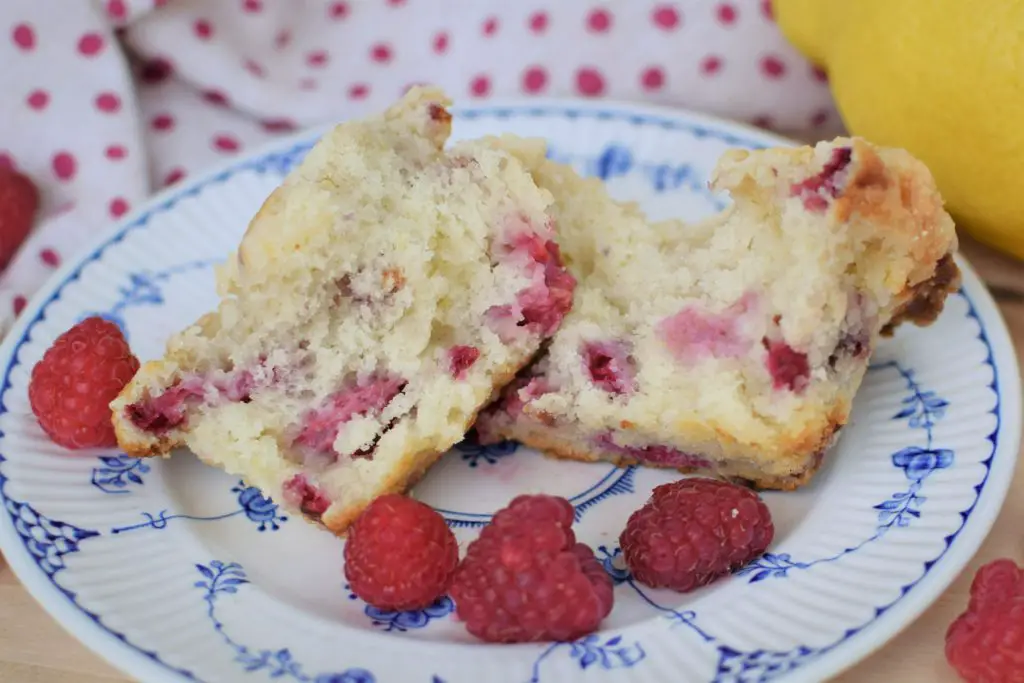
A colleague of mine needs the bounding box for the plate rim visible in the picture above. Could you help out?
[0,96,1019,683]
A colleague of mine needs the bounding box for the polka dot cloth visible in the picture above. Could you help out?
[0,0,841,336]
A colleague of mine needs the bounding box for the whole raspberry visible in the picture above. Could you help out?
[344,494,458,611]
[29,317,140,449]
[946,559,1024,683]
[0,167,39,270]
[449,494,613,643]
[620,477,774,592]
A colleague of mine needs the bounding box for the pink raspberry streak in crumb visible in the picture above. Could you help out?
[448,345,481,379]
[282,474,332,517]
[293,375,406,459]
[658,297,755,364]
[508,377,552,417]
[483,304,522,343]
[486,219,576,340]
[596,433,713,470]
[126,377,205,433]
[764,339,810,392]
[126,360,277,433]
[790,146,853,212]
[476,374,553,443]
[582,340,636,395]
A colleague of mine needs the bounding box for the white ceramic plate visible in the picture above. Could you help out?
[0,100,1019,683]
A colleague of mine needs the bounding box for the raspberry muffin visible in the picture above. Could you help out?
[475,136,959,490]
[111,88,575,534]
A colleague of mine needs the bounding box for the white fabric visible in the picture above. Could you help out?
[0,0,841,333]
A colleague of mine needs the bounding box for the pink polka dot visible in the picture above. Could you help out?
[95,92,121,113]
[522,66,548,93]
[528,11,549,33]
[470,75,491,97]
[242,0,262,12]
[576,67,605,97]
[810,109,829,127]
[194,19,213,39]
[0,153,15,171]
[752,115,773,130]
[203,89,229,107]
[306,50,329,67]
[107,0,127,20]
[483,17,499,36]
[652,5,681,30]
[12,296,26,316]
[77,32,104,56]
[262,118,296,133]
[811,66,829,83]
[701,55,722,75]
[275,29,291,49]
[213,134,241,153]
[105,144,127,160]
[163,168,185,186]
[387,0,405,5]
[151,114,175,131]
[140,57,174,84]
[761,55,786,78]
[109,198,129,218]
[370,43,392,63]
[52,152,77,181]
[12,24,35,51]
[587,9,613,32]
[329,2,349,19]
[433,32,449,54]
[298,77,318,91]
[26,90,49,110]
[717,3,737,24]
[39,248,60,267]
[348,83,370,99]
[761,0,774,20]
[641,66,665,91]
[244,59,265,78]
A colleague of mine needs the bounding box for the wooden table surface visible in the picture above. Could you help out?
[0,234,1021,683]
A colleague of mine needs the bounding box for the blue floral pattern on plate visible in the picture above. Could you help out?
[0,102,1013,683]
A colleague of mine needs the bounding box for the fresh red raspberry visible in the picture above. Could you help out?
[620,477,774,592]
[449,494,613,643]
[29,317,140,449]
[344,494,458,611]
[0,167,39,270]
[946,559,1024,683]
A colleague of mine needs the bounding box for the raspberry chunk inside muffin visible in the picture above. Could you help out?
[111,87,575,534]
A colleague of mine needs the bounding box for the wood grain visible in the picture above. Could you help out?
[0,234,1021,683]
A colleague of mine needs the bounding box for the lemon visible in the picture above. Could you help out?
[775,0,1024,260]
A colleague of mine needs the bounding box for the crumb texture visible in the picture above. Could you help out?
[477,136,959,488]
[111,87,575,533]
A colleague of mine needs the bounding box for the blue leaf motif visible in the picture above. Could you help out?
[197,563,214,580]
[569,634,646,672]
[90,454,150,494]
[892,446,954,482]
[363,595,454,632]
[315,669,376,683]
[454,434,518,468]
[592,145,633,180]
